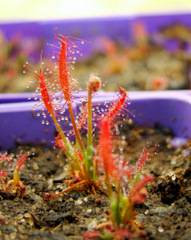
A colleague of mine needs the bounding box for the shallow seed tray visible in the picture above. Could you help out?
[1,13,191,150]
[0,90,191,150]
[1,13,191,58]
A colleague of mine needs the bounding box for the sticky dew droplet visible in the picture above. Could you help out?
[60,109,65,114]
[119,147,123,154]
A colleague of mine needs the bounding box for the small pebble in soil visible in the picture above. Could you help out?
[75,199,83,206]
[96,207,101,213]
[47,179,53,189]
[87,209,92,214]
[145,210,149,215]
[171,175,176,181]
[33,162,39,170]
[158,226,164,233]
[171,156,178,165]
[87,218,98,230]
[23,213,31,219]
[10,232,17,239]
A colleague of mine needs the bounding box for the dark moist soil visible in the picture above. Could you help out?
[0,124,191,240]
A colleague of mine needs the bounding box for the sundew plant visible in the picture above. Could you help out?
[0,151,30,197]
[24,32,157,238]
[24,33,132,200]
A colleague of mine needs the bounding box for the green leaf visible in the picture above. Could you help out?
[110,195,121,227]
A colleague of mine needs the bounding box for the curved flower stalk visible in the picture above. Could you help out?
[86,75,102,179]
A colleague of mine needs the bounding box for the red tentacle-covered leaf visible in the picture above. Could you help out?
[136,143,158,172]
[105,88,128,121]
[130,175,154,204]
[99,120,116,176]
[53,34,85,102]
[23,56,58,118]
[132,175,154,197]
[27,59,56,117]
[83,231,101,239]
[0,171,8,181]
[0,154,13,163]
[100,88,134,132]
[58,36,71,101]
[54,134,67,153]
[16,152,30,172]
[114,228,131,240]
[130,187,148,204]
[39,75,55,116]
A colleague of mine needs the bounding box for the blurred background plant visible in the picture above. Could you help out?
[1,0,191,93]
[0,30,44,92]
[1,21,191,93]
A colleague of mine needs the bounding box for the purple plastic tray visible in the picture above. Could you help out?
[1,13,191,150]
[0,90,191,150]
[1,13,191,58]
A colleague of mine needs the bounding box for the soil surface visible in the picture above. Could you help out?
[0,124,191,240]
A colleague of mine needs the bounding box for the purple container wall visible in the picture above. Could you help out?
[0,90,191,150]
[0,13,191,150]
[1,13,191,58]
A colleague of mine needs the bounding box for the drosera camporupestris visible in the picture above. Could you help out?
[24,31,158,239]
[0,151,30,197]
[24,32,132,201]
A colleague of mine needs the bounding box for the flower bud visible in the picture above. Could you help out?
[87,75,101,92]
